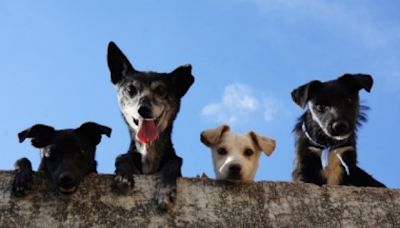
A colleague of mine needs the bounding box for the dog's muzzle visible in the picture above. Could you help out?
[330,120,350,136]
[57,172,78,194]
[226,164,242,181]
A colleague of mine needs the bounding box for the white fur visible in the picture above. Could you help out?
[117,81,166,161]
[212,133,260,181]
[201,125,275,182]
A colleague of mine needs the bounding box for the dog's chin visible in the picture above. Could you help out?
[327,131,352,141]
[224,174,244,183]
[58,185,77,194]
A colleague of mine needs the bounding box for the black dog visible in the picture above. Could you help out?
[107,42,194,209]
[13,122,111,196]
[291,74,385,187]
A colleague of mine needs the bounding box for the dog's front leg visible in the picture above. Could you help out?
[113,152,142,194]
[12,157,34,196]
[156,156,182,211]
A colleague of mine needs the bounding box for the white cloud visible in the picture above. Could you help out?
[222,83,259,111]
[262,96,280,122]
[201,83,283,125]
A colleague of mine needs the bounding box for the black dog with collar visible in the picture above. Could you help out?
[291,74,385,187]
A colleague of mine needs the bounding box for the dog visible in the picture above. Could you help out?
[13,122,111,196]
[106,41,194,209]
[291,73,385,187]
[201,125,276,182]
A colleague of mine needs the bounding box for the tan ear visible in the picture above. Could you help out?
[200,125,230,147]
[248,131,276,156]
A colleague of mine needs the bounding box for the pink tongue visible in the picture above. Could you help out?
[137,119,159,144]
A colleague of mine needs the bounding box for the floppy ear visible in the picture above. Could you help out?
[18,124,56,148]
[107,41,135,84]
[248,131,276,156]
[200,125,230,147]
[338,74,373,92]
[170,64,195,98]
[291,80,321,108]
[76,122,112,146]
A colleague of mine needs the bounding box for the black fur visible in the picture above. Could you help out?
[107,41,194,210]
[291,74,385,187]
[13,122,111,196]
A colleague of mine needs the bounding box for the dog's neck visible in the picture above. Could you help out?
[130,127,173,174]
[301,121,350,149]
[302,108,354,148]
[300,114,353,175]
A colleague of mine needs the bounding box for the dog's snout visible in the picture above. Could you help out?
[138,105,152,118]
[138,97,152,118]
[58,172,76,185]
[229,164,242,174]
[332,121,350,134]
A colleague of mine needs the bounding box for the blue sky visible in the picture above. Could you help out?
[1,1,399,188]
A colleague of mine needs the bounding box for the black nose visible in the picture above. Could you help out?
[138,105,152,118]
[58,172,76,185]
[229,164,242,174]
[332,121,350,134]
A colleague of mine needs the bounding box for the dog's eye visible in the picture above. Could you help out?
[315,105,328,113]
[244,148,254,157]
[154,86,167,97]
[128,85,137,97]
[217,148,227,156]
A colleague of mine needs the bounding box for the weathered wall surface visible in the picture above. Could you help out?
[0,171,399,228]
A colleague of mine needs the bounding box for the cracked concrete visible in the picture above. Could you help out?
[0,171,399,227]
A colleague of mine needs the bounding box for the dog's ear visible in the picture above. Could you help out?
[200,125,230,147]
[248,131,276,156]
[18,124,56,148]
[170,64,195,98]
[76,122,112,146]
[338,74,373,92]
[291,80,322,108]
[107,41,135,84]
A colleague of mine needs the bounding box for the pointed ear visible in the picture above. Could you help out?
[291,80,321,108]
[200,125,230,147]
[18,124,55,148]
[338,74,373,92]
[107,41,135,84]
[248,131,276,156]
[76,122,112,146]
[170,64,195,98]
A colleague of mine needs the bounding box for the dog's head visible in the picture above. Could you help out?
[291,74,373,140]
[18,122,111,194]
[107,41,194,144]
[201,125,276,182]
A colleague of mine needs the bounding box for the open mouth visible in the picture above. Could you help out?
[134,117,161,144]
[58,186,77,194]
[133,117,160,126]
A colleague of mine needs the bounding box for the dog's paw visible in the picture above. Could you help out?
[156,185,177,211]
[12,158,33,196]
[112,174,134,194]
[196,172,209,179]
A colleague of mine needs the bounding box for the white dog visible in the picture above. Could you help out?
[200,125,276,182]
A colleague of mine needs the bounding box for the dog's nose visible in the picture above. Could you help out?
[229,164,242,174]
[332,121,350,134]
[58,172,76,185]
[138,105,152,118]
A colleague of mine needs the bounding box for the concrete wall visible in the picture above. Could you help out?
[0,171,399,227]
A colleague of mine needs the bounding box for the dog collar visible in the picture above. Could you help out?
[302,122,350,175]
[302,123,326,148]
